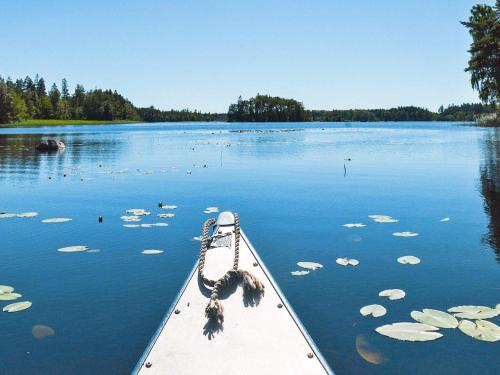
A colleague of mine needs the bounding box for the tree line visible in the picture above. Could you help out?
[227,94,307,122]
[0,75,140,123]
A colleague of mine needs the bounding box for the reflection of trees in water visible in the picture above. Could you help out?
[0,133,123,183]
[480,128,500,259]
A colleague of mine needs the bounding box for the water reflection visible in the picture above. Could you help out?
[480,128,500,259]
[0,134,123,183]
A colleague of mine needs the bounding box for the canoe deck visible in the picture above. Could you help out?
[134,227,332,374]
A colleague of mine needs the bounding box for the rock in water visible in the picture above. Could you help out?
[36,139,66,151]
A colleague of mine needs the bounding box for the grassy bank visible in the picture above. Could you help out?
[1,119,141,127]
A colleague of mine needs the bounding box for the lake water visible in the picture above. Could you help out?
[1,121,499,374]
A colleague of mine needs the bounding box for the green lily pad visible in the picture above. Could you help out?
[3,301,32,313]
[57,245,89,253]
[291,270,310,276]
[379,289,406,300]
[375,322,442,341]
[0,292,22,300]
[360,304,387,317]
[0,285,14,294]
[42,218,72,223]
[343,223,366,228]
[458,319,500,342]
[297,261,323,270]
[397,255,421,265]
[142,249,164,255]
[410,309,458,328]
[393,231,419,237]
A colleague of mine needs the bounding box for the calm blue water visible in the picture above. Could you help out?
[1,121,499,374]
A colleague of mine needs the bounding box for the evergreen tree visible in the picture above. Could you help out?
[48,83,61,117]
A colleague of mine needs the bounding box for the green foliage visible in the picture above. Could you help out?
[0,74,140,124]
[227,94,308,122]
[137,106,224,122]
[461,2,500,107]
[309,104,493,122]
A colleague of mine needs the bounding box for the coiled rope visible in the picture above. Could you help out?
[198,212,265,323]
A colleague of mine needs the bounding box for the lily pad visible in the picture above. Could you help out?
[151,223,168,227]
[458,319,500,342]
[0,213,17,219]
[126,209,151,216]
[142,249,164,255]
[123,224,141,228]
[360,304,387,317]
[0,292,22,300]
[121,215,141,222]
[161,205,177,210]
[379,289,406,300]
[57,245,89,253]
[291,270,310,276]
[375,322,442,341]
[0,285,14,294]
[3,301,32,313]
[16,212,39,218]
[204,207,219,214]
[410,309,458,328]
[336,258,359,266]
[157,213,175,218]
[397,255,421,265]
[42,218,72,223]
[369,215,399,223]
[343,223,366,228]
[86,249,100,253]
[448,305,500,319]
[393,231,419,237]
[297,261,323,270]
[192,236,202,241]
[440,217,450,222]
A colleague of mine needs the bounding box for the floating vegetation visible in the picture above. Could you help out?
[448,305,500,319]
[3,301,32,313]
[360,304,387,318]
[336,258,360,266]
[343,223,366,228]
[57,245,89,253]
[121,215,141,222]
[410,309,458,328]
[369,215,399,223]
[32,325,55,340]
[192,236,202,241]
[0,212,39,219]
[123,224,141,228]
[375,323,442,341]
[458,320,500,342]
[86,249,100,253]
[42,218,72,223]
[0,213,17,219]
[297,261,323,270]
[440,217,450,222]
[355,335,387,365]
[204,207,219,214]
[151,223,168,227]
[157,213,175,218]
[397,255,421,265]
[16,212,39,218]
[0,285,14,294]
[291,270,310,276]
[126,209,151,216]
[142,249,164,255]
[161,205,177,210]
[393,231,419,237]
[0,292,22,301]
[379,289,406,300]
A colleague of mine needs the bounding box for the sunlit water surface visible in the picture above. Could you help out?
[1,122,500,374]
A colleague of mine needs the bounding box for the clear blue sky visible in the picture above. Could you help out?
[0,0,492,112]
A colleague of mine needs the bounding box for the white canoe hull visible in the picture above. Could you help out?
[134,228,332,374]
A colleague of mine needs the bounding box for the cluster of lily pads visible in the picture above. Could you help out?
[0,285,32,313]
[121,207,173,228]
[362,303,500,342]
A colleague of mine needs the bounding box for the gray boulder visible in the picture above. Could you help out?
[36,140,66,151]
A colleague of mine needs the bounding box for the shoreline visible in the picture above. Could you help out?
[1,119,141,128]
